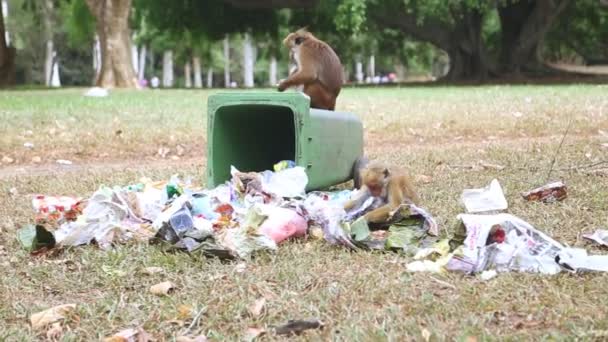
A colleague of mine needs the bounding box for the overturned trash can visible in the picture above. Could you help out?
[206,92,364,191]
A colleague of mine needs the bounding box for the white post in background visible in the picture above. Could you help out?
[2,0,9,45]
[223,35,230,88]
[162,50,174,87]
[138,45,147,81]
[193,56,202,88]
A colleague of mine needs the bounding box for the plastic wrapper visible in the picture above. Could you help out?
[461,179,508,213]
[522,181,567,203]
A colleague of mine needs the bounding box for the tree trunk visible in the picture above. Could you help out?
[93,35,101,77]
[184,60,192,88]
[138,45,146,80]
[498,0,571,75]
[162,50,173,87]
[85,0,138,88]
[368,55,375,79]
[243,33,255,88]
[443,10,491,81]
[193,56,202,88]
[207,67,213,88]
[50,53,61,87]
[131,35,138,75]
[355,60,363,83]
[0,0,14,87]
[269,55,277,86]
[223,35,230,87]
[43,0,55,86]
[2,0,9,45]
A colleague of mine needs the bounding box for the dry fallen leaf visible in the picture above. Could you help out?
[416,174,433,184]
[479,162,505,171]
[150,281,175,296]
[248,298,266,318]
[32,156,42,163]
[45,322,63,340]
[31,304,77,330]
[104,327,152,342]
[176,144,186,156]
[177,304,194,320]
[2,156,14,164]
[245,327,266,341]
[421,328,431,342]
[176,336,207,342]
[142,266,164,275]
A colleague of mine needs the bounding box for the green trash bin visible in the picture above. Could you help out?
[206,92,364,191]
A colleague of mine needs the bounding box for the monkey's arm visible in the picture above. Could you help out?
[278,68,316,91]
[363,180,403,223]
[343,186,371,211]
[362,204,394,223]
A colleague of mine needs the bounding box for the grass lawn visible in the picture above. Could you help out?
[1,85,608,340]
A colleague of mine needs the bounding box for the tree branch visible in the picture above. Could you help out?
[370,10,452,50]
[223,0,318,9]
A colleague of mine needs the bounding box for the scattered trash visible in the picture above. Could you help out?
[522,181,567,203]
[30,304,77,330]
[556,248,608,272]
[103,327,152,342]
[32,195,83,225]
[24,142,34,149]
[480,269,498,281]
[583,229,608,247]
[461,179,508,213]
[150,281,175,296]
[258,206,307,243]
[56,159,73,165]
[17,224,56,252]
[45,322,64,340]
[84,87,109,97]
[274,319,323,336]
[273,160,296,172]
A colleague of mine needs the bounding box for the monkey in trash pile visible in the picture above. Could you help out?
[278,28,344,111]
[344,159,420,224]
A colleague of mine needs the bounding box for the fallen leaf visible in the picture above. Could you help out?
[177,304,194,320]
[234,263,247,273]
[176,144,186,156]
[274,319,323,335]
[150,281,175,296]
[32,156,42,163]
[104,327,152,342]
[421,328,431,342]
[45,322,63,340]
[157,147,170,158]
[416,174,433,184]
[2,156,14,164]
[142,266,163,275]
[245,327,266,341]
[31,304,77,330]
[248,298,266,318]
[479,162,505,171]
[176,336,207,342]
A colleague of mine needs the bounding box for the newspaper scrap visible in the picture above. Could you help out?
[522,181,567,203]
[408,213,608,276]
[583,229,608,247]
[461,179,508,213]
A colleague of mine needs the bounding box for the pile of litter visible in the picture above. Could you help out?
[18,164,439,260]
[18,167,608,276]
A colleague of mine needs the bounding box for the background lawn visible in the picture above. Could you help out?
[1,85,608,340]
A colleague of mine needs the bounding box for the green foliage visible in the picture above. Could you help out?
[61,0,95,48]
[543,1,608,63]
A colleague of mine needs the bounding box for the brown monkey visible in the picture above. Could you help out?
[344,162,420,223]
[278,28,343,110]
